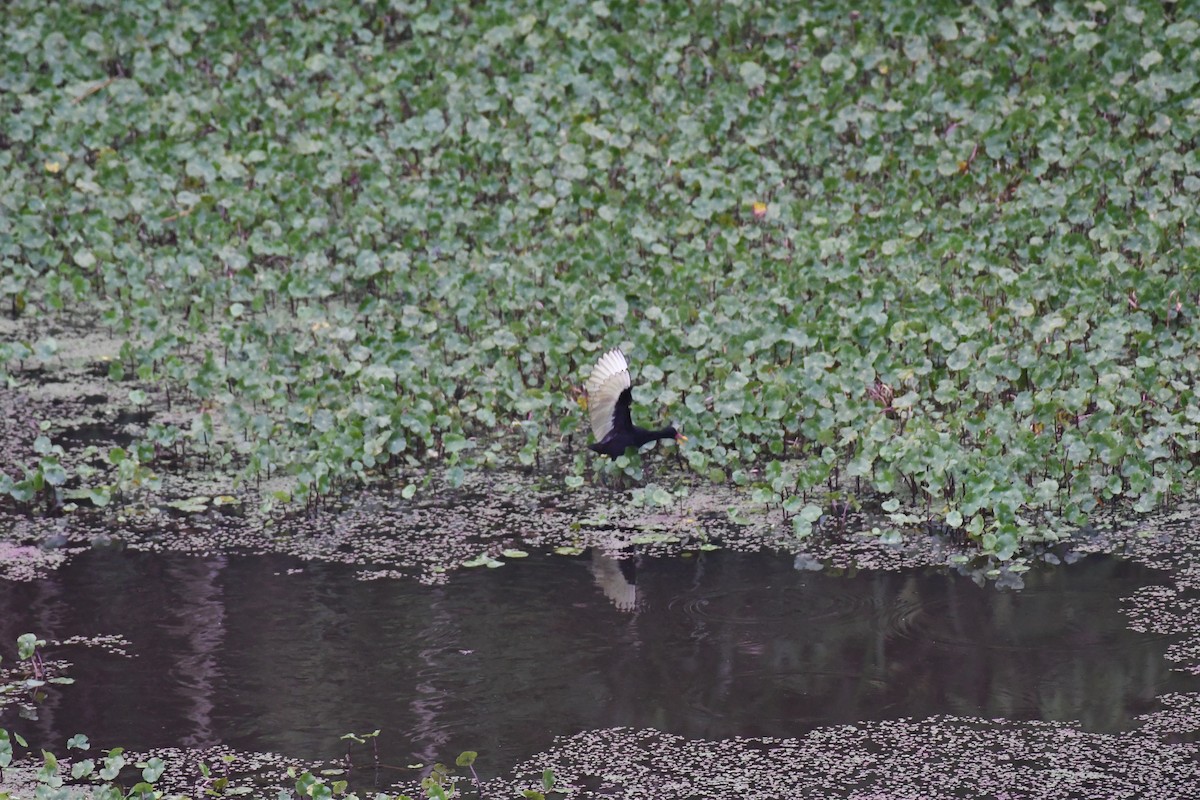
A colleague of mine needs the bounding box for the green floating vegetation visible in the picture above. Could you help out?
[1,0,1199,558]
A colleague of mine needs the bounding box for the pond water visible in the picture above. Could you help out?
[0,547,1193,786]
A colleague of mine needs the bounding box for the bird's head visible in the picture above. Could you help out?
[667,425,687,443]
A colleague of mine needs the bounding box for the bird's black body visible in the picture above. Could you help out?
[587,385,681,458]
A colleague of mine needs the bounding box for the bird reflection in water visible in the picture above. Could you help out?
[589,550,641,613]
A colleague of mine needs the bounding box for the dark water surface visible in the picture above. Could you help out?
[0,548,1192,780]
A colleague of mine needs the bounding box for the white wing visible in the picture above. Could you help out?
[585,348,631,440]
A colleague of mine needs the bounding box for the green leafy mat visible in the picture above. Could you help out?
[2,0,1198,557]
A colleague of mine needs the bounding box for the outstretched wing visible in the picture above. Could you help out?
[586,348,632,441]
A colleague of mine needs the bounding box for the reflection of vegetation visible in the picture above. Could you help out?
[2,1,1198,555]
[593,554,1182,736]
[0,632,556,798]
